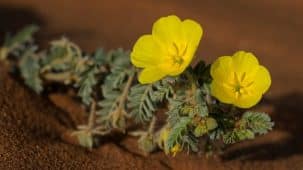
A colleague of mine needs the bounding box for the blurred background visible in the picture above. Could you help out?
[0,0,302,97]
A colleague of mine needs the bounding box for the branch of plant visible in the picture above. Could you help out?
[106,69,135,129]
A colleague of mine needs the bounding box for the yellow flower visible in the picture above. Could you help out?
[131,15,203,84]
[157,127,170,154]
[210,51,271,108]
[157,127,182,156]
[170,143,182,157]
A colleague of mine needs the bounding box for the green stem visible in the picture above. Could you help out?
[42,71,73,83]
[117,70,135,110]
[88,100,96,129]
[106,69,135,128]
[148,116,157,134]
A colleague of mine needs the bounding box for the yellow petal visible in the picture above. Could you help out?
[181,19,203,48]
[233,93,263,108]
[170,143,181,157]
[232,51,259,74]
[176,19,203,74]
[253,65,271,93]
[210,80,233,104]
[210,51,271,108]
[152,15,182,45]
[138,67,167,84]
[210,56,233,82]
[131,35,164,68]
[132,15,204,84]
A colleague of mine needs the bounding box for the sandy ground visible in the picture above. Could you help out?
[0,0,303,169]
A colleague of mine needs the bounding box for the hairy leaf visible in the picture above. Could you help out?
[128,84,155,122]
[223,129,254,144]
[242,111,274,135]
[167,99,185,126]
[19,47,43,93]
[195,89,209,117]
[152,80,174,102]
[166,117,191,149]
[93,48,106,66]
[77,66,97,105]
[182,133,199,152]
[42,38,82,72]
[97,50,132,129]
[4,25,39,48]
[128,80,172,122]
[107,48,130,68]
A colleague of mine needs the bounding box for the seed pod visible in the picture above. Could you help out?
[138,134,156,154]
[206,117,218,131]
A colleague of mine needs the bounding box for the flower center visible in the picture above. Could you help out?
[227,72,254,99]
[171,42,187,66]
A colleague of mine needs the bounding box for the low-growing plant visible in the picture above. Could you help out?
[0,15,274,156]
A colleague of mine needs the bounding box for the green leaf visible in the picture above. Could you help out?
[77,66,97,105]
[166,91,186,126]
[19,47,43,93]
[221,112,273,144]
[195,89,208,117]
[93,48,106,66]
[128,84,155,122]
[166,117,191,149]
[42,38,80,71]
[223,129,255,144]
[98,70,127,117]
[107,48,130,68]
[4,25,39,48]
[152,80,173,102]
[42,45,67,68]
[182,134,199,152]
[208,129,224,140]
[96,52,132,129]
[242,111,274,135]
[107,67,128,89]
[128,80,172,123]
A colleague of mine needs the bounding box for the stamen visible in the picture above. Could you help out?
[172,42,179,55]
[171,42,187,66]
[234,72,240,84]
[180,44,188,57]
[240,72,246,82]
[245,81,254,88]
[232,72,254,98]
